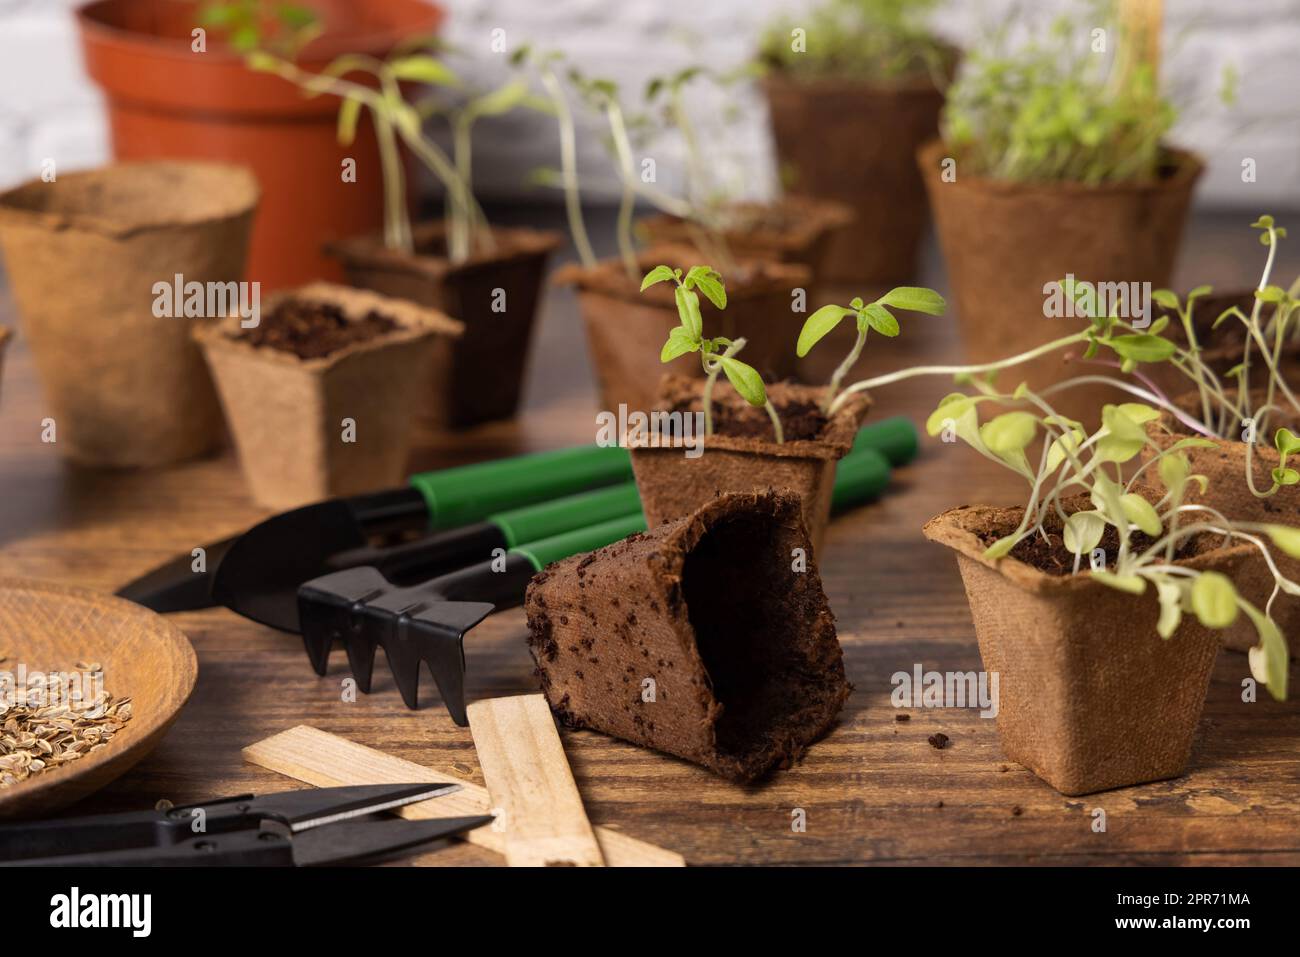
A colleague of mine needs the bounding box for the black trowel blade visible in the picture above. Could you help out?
[115,535,239,613]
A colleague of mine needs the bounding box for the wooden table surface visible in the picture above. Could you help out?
[1,207,1297,866]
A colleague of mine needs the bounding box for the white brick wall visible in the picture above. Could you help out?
[1,0,1297,208]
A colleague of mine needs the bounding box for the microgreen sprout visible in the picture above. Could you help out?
[198,0,320,57]
[797,287,947,412]
[641,265,783,443]
[926,385,1293,700]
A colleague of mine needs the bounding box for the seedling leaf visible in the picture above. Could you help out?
[1119,493,1162,537]
[1109,333,1177,363]
[675,286,703,340]
[1275,428,1300,457]
[660,326,699,363]
[719,357,766,407]
[879,286,946,315]
[1090,571,1147,595]
[797,305,853,357]
[640,265,676,291]
[862,303,900,337]
[1191,571,1239,628]
[337,97,362,146]
[982,533,1021,560]
[1063,510,1105,556]
[388,55,459,86]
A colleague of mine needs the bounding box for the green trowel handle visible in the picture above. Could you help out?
[409,445,632,530]
[489,482,641,547]
[511,512,648,572]
[832,448,890,512]
[852,417,917,468]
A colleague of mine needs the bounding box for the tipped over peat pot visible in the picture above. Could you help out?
[327,222,560,428]
[76,0,445,289]
[1146,396,1300,656]
[923,500,1250,795]
[636,196,853,295]
[919,139,1202,425]
[762,70,946,285]
[558,248,811,414]
[0,161,258,467]
[195,282,462,509]
[630,376,871,554]
[525,490,850,783]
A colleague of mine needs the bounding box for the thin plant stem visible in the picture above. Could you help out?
[602,98,640,279]
[540,69,597,269]
[825,326,867,412]
[701,338,745,436]
[764,400,785,444]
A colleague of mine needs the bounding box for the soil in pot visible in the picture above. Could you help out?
[327,222,559,429]
[557,246,811,415]
[762,69,948,285]
[0,161,257,468]
[636,196,853,294]
[195,282,462,509]
[919,139,1202,426]
[77,0,445,289]
[525,489,850,783]
[629,375,871,554]
[1147,392,1300,656]
[923,497,1249,795]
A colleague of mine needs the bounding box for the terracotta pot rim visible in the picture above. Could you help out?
[917,138,1205,197]
[555,245,811,300]
[193,280,458,371]
[645,374,872,459]
[0,161,259,239]
[76,0,444,66]
[923,499,1256,595]
[638,195,856,253]
[325,221,562,279]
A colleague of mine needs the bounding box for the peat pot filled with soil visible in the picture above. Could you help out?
[195,282,462,509]
[919,139,1202,425]
[525,489,850,783]
[923,499,1251,795]
[762,71,947,286]
[326,222,560,429]
[0,161,258,468]
[636,196,854,297]
[558,248,811,415]
[1146,394,1300,656]
[630,375,871,554]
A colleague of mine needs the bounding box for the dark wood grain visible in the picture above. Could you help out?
[1,206,1297,866]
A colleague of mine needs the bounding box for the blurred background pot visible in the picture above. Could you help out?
[0,161,257,468]
[76,0,445,290]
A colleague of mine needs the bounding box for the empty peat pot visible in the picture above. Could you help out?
[195,282,462,509]
[630,375,872,553]
[525,489,850,783]
[762,69,947,285]
[1146,396,1300,656]
[919,139,1202,426]
[0,161,257,467]
[636,196,853,297]
[923,501,1254,795]
[558,246,811,414]
[326,222,560,429]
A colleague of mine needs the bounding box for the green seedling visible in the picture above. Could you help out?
[797,287,947,411]
[757,0,950,85]
[198,0,320,56]
[943,2,1177,184]
[926,386,1293,700]
[642,264,783,443]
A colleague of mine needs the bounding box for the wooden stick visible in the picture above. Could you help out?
[466,695,604,867]
[242,725,685,867]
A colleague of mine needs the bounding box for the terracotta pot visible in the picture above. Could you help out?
[326,222,560,429]
[923,500,1248,795]
[195,282,461,508]
[630,376,871,554]
[763,71,946,285]
[525,489,850,783]
[636,196,853,295]
[919,139,1203,426]
[558,247,811,414]
[0,161,257,468]
[76,0,444,290]
[1146,395,1300,656]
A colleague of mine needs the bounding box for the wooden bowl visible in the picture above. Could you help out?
[0,579,197,818]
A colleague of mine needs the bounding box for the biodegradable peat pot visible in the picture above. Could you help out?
[763,71,946,285]
[636,196,854,293]
[525,489,850,783]
[195,282,461,509]
[1147,395,1300,655]
[0,161,257,468]
[630,376,871,554]
[558,248,811,414]
[77,0,445,289]
[923,501,1249,795]
[919,139,1203,425]
[327,222,560,428]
